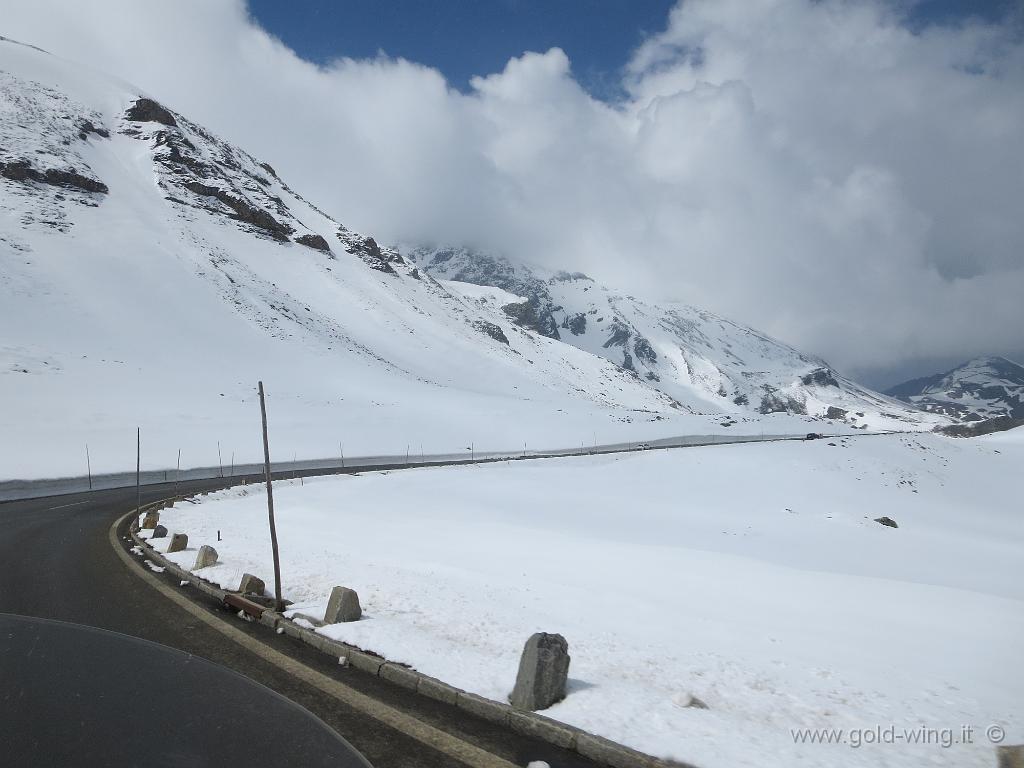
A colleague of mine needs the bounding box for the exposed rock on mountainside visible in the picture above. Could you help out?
[124,96,177,126]
[409,246,561,337]
[887,356,1024,422]
[406,246,934,427]
[0,159,108,194]
[295,233,330,252]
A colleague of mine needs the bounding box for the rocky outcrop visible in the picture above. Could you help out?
[125,97,177,127]
[633,336,657,365]
[502,298,560,338]
[759,385,807,415]
[562,312,587,336]
[295,233,330,252]
[801,367,839,388]
[410,247,561,338]
[338,231,403,273]
[0,160,108,194]
[473,320,509,345]
[76,119,109,140]
[602,321,631,349]
[183,181,292,240]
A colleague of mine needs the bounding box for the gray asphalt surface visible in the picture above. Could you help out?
[1,612,371,768]
[0,472,606,768]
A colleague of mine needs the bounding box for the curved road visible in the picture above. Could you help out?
[0,474,605,768]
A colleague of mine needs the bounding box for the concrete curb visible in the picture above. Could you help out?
[127,498,696,768]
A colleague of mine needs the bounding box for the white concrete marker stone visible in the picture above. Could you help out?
[166,533,188,553]
[324,586,362,623]
[509,633,570,711]
[151,524,167,539]
[193,545,218,569]
[238,573,265,596]
[141,511,160,529]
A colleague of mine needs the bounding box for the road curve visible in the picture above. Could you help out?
[2,434,869,765]
[0,472,605,768]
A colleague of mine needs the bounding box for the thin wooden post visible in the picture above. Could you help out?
[174,449,180,497]
[339,442,344,469]
[230,452,234,478]
[218,441,224,478]
[135,427,141,518]
[86,444,92,490]
[258,381,284,613]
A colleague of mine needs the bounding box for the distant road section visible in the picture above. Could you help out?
[0,431,821,502]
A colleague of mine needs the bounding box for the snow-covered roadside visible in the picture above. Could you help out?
[151,433,1023,768]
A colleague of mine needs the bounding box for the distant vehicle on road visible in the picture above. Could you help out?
[805,433,823,440]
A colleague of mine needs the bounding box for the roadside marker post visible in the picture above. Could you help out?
[135,428,141,519]
[258,381,285,613]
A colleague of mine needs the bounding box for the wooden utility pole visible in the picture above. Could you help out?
[86,444,92,490]
[258,381,284,613]
[135,428,141,518]
[218,441,224,478]
[174,448,181,497]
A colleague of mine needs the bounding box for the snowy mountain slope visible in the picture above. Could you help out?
[886,356,1024,422]
[406,246,938,428]
[1,36,728,481]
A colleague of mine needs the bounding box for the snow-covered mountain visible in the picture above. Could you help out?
[0,36,938,479]
[404,246,932,427]
[886,356,1024,422]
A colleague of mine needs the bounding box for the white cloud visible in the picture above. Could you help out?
[2,0,1022,381]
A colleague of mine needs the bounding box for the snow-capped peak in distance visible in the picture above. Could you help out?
[886,356,1024,422]
[403,246,937,428]
[0,36,941,480]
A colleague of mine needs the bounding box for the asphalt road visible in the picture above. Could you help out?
[0,431,808,501]
[0,476,605,768]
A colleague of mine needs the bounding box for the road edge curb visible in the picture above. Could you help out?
[122,497,697,768]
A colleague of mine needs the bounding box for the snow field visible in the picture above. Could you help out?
[152,433,1023,768]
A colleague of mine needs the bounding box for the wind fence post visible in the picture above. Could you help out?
[258,381,284,613]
